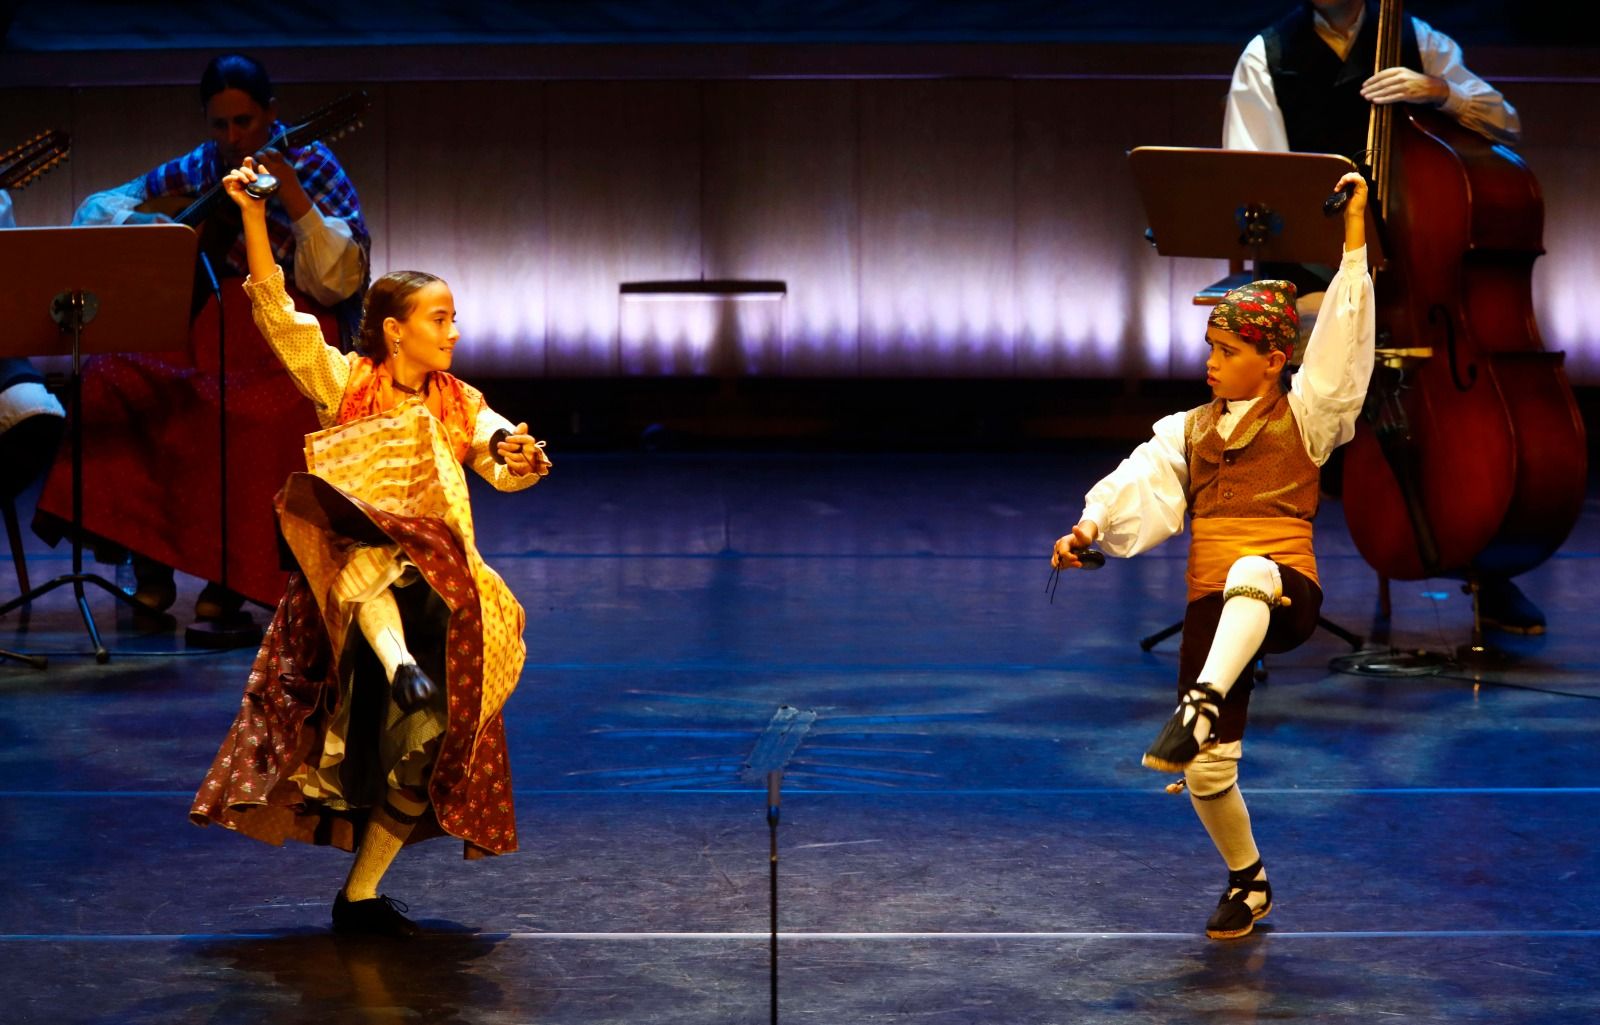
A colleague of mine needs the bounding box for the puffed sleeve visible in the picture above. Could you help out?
[242,265,353,427]
[1080,410,1192,558]
[467,403,544,493]
[1287,244,1375,465]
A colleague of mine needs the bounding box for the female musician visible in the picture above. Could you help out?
[38,53,369,624]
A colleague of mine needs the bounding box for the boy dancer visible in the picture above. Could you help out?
[1053,172,1372,938]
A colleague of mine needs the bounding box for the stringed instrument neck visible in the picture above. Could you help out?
[125,91,368,314]
[152,91,371,231]
[170,122,299,228]
[1365,0,1404,221]
[0,130,71,193]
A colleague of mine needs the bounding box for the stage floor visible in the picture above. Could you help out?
[3,451,1597,1024]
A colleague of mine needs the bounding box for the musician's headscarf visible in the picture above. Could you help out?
[1209,280,1300,362]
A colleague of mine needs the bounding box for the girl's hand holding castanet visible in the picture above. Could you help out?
[220,156,271,216]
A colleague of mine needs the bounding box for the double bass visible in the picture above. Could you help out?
[1340,0,1586,591]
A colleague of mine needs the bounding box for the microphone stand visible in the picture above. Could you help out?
[185,250,260,649]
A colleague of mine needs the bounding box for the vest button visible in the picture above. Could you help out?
[1224,452,1236,464]
[1223,489,1234,499]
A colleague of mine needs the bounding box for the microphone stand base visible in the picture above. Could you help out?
[1328,646,1455,678]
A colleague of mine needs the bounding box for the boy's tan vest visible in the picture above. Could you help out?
[1182,391,1320,601]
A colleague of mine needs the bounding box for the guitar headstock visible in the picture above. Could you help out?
[0,129,71,191]
[278,91,372,152]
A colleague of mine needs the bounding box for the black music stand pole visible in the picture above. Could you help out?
[0,224,198,662]
[767,769,781,1025]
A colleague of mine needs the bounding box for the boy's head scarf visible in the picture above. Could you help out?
[1209,280,1299,360]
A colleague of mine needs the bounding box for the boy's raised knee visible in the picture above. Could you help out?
[1223,555,1280,604]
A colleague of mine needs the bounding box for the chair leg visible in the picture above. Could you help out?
[3,496,28,596]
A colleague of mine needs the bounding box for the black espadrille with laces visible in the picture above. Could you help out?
[1142,683,1224,772]
[1205,859,1272,940]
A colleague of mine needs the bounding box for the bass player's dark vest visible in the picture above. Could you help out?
[1263,1,1422,166]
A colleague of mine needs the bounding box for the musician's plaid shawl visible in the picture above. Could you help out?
[142,121,370,335]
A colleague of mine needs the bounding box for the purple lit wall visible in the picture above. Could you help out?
[4,71,1595,381]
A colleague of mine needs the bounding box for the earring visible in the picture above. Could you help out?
[391,337,400,356]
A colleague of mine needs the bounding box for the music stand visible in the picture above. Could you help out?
[1129,147,1383,272]
[1128,147,1376,655]
[0,225,197,663]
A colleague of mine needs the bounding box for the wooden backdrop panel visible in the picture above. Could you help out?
[1016,78,1185,385]
[702,80,860,376]
[8,72,1597,382]
[1517,81,1600,384]
[546,81,702,376]
[858,80,1017,376]
[383,81,543,377]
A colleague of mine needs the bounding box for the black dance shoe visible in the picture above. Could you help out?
[129,558,177,614]
[194,582,246,622]
[332,892,421,938]
[391,663,438,713]
[1205,860,1272,940]
[1478,577,1546,636]
[1141,683,1224,773]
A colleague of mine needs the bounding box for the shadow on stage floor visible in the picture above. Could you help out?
[2,452,1598,1023]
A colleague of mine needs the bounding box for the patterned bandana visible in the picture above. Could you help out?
[1208,280,1300,361]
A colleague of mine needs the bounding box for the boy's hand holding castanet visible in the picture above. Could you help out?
[1052,520,1101,570]
[1334,171,1368,251]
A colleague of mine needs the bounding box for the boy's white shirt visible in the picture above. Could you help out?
[1080,245,1374,559]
